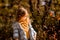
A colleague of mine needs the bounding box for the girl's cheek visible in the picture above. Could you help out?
[24,17,26,19]
[22,17,26,20]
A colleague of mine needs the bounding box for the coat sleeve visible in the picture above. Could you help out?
[31,27,37,40]
[12,23,19,39]
[29,23,37,40]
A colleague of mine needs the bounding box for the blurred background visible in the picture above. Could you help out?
[0,0,60,40]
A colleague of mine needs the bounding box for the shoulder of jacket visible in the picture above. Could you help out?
[12,22,19,28]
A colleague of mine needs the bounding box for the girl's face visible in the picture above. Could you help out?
[19,13,29,21]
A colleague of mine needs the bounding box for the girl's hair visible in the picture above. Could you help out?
[16,7,26,21]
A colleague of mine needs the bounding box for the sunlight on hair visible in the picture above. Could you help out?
[20,7,28,15]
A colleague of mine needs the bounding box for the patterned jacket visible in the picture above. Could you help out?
[12,22,37,40]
